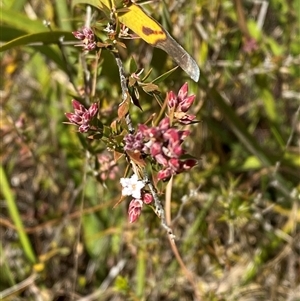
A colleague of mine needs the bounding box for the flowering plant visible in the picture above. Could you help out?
[66,20,199,235]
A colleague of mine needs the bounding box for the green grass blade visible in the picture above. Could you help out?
[1,7,47,33]
[0,166,36,264]
[55,0,72,31]
[0,31,76,52]
[9,0,28,11]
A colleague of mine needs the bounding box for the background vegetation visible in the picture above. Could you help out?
[1,0,299,300]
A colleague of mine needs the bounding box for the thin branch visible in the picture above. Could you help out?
[233,0,251,39]
[78,259,126,301]
[82,7,93,102]
[0,196,115,234]
[114,53,134,133]
[256,0,269,30]
[0,273,38,299]
[144,172,175,240]
[113,52,175,239]
[71,151,89,301]
[165,180,202,300]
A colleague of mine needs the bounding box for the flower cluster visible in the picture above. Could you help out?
[97,153,119,181]
[124,117,197,181]
[72,27,96,51]
[242,37,259,54]
[65,81,197,224]
[65,100,98,133]
[124,83,197,182]
[120,174,153,223]
[167,82,196,124]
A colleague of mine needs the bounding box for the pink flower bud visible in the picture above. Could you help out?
[150,142,162,157]
[89,103,98,117]
[177,82,188,101]
[166,141,183,157]
[155,154,168,167]
[148,127,159,138]
[72,99,85,112]
[73,27,96,51]
[163,128,180,143]
[178,95,195,112]
[72,31,85,40]
[178,130,190,141]
[157,168,172,181]
[178,114,196,125]
[167,91,178,108]
[181,159,197,170]
[78,124,90,133]
[158,117,170,131]
[142,193,153,204]
[169,158,180,171]
[65,100,98,132]
[128,199,143,223]
[138,124,148,134]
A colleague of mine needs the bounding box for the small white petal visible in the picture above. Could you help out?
[120,174,145,199]
[130,174,139,182]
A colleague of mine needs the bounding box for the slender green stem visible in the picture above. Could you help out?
[0,165,36,264]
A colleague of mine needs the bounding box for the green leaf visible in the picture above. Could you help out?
[247,19,262,41]
[129,56,138,74]
[0,166,36,264]
[82,213,104,257]
[265,36,284,56]
[9,0,28,11]
[200,73,290,188]
[72,0,100,10]
[152,66,179,84]
[1,7,47,33]
[55,0,72,31]
[260,88,277,122]
[0,24,27,41]
[0,31,76,52]
[241,156,262,170]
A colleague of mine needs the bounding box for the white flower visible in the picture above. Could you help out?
[120,174,145,199]
[104,23,115,34]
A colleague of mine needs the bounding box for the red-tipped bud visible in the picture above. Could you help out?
[177,82,188,101]
[142,193,153,204]
[89,103,98,117]
[155,154,168,167]
[178,95,195,112]
[128,199,143,223]
[157,168,172,181]
[65,100,98,132]
[158,117,170,131]
[167,91,178,108]
[181,159,197,170]
[150,141,162,157]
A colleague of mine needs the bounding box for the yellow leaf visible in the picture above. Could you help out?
[99,0,200,82]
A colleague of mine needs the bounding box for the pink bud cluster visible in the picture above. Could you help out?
[128,192,153,223]
[97,153,119,181]
[124,83,197,181]
[124,117,197,181]
[242,37,259,54]
[65,100,98,133]
[167,82,196,124]
[72,27,96,51]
